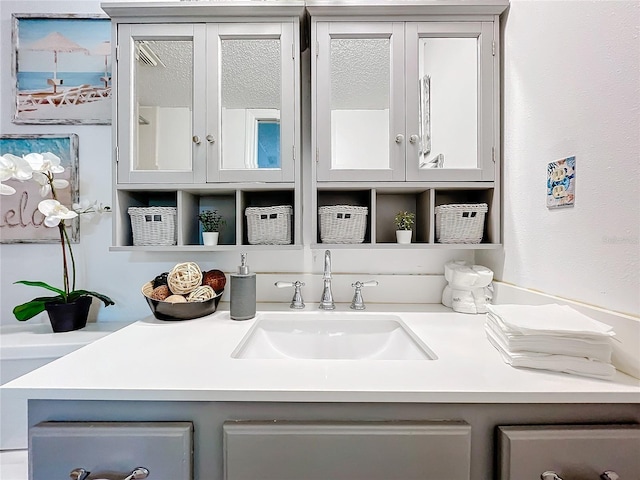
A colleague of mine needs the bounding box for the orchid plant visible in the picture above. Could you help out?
[0,152,114,321]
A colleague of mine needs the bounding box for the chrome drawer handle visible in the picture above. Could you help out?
[70,466,149,480]
[541,472,564,480]
[601,472,619,480]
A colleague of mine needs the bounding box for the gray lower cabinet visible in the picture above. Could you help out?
[497,424,640,479]
[223,420,471,480]
[29,422,193,480]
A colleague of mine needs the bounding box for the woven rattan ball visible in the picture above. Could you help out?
[187,285,215,303]
[167,262,203,295]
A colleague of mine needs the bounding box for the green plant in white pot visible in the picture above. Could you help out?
[198,209,225,245]
[394,210,415,244]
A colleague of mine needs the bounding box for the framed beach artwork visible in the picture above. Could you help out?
[0,134,79,244]
[12,14,112,125]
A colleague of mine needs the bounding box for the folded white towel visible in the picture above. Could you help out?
[485,314,613,363]
[486,304,615,338]
[485,325,616,380]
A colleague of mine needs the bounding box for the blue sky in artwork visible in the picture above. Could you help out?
[18,18,111,73]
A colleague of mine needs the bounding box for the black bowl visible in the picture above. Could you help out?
[142,282,223,321]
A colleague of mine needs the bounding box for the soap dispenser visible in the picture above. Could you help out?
[230,253,256,320]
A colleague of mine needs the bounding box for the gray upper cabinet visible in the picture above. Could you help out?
[106,2,303,185]
[310,1,507,183]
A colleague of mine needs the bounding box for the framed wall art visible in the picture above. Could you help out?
[0,134,79,243]
[12,14,112,125]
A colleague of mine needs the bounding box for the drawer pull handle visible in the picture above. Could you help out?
[601,472,619,480]
[70,466,149,480]
[541,472,564,480]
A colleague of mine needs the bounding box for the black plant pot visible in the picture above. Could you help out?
[45,296,92,333]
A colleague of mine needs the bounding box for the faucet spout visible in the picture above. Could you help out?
[319,250,335,310]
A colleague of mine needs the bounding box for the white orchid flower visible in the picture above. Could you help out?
[31,171,69,197]
[1,182,17,195]
[73,199,98,213]
[0,153,33,182]
[24,152,65,175]
[38,199,78,227]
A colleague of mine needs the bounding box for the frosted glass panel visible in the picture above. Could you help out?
[330,38,390,170]
[134,39,193,171]
[221,39,281,170]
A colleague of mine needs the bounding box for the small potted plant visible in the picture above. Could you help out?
[394,210,415,244]
[198,209,225,245]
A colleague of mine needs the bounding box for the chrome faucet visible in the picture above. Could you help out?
[319,249,335,310]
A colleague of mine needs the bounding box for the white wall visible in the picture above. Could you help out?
[478,0,640,317]
[1,0,637,327]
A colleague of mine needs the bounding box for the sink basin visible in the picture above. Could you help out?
[231,313,437,360]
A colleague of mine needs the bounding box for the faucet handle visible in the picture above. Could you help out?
[350,280,378,310]
[275,281,305,309]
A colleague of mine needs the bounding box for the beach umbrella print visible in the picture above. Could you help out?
[26,32,89,92]
[91,41,111,87]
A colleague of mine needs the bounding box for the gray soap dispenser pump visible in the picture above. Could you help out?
[230,253,256,320]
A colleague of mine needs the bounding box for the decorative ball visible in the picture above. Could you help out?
[165,294,187,303]
[187,285,215,302]
[152,272,169,288]
[202,269,226,293]
[167,262,203,294]
[150,285,171,301]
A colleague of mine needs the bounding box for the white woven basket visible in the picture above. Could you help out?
[128,206,177,246]
[245,205,292,245]
[319,205,368,244]
[435,203,488,244]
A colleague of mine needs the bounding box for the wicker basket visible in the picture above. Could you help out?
[128,206,177,246]
[245,205,292,245]
[435,203,488,244]
[319,205,368,244]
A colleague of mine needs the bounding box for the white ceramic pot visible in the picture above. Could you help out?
[396,230,412,244]
[202,231,219,246]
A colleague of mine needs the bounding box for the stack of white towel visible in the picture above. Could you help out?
[485,304,617,380]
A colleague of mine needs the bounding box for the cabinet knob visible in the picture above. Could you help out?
[409,134,419,144]
[192,135,201,145]
[206,134,215,144]
[395,134,404,144]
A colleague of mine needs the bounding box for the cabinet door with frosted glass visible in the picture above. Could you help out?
[116,23,206,184]
[207,22,298,183]
[314,21,406,182]
[405,21,497,182]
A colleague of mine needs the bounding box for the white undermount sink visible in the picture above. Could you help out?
[231,313,437,360]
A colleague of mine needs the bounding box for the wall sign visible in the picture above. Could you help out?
[0,134,79,243]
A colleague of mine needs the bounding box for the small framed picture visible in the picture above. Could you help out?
[0,134,79,243]
[12,14,112,125]
[547,156,576,209]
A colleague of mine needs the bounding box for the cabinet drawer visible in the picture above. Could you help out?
[497,424,640,479]
[29,421,193,480]
[224,420,471,480]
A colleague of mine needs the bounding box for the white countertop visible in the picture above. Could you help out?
[0,322,131,361]
[3,305,639,404]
